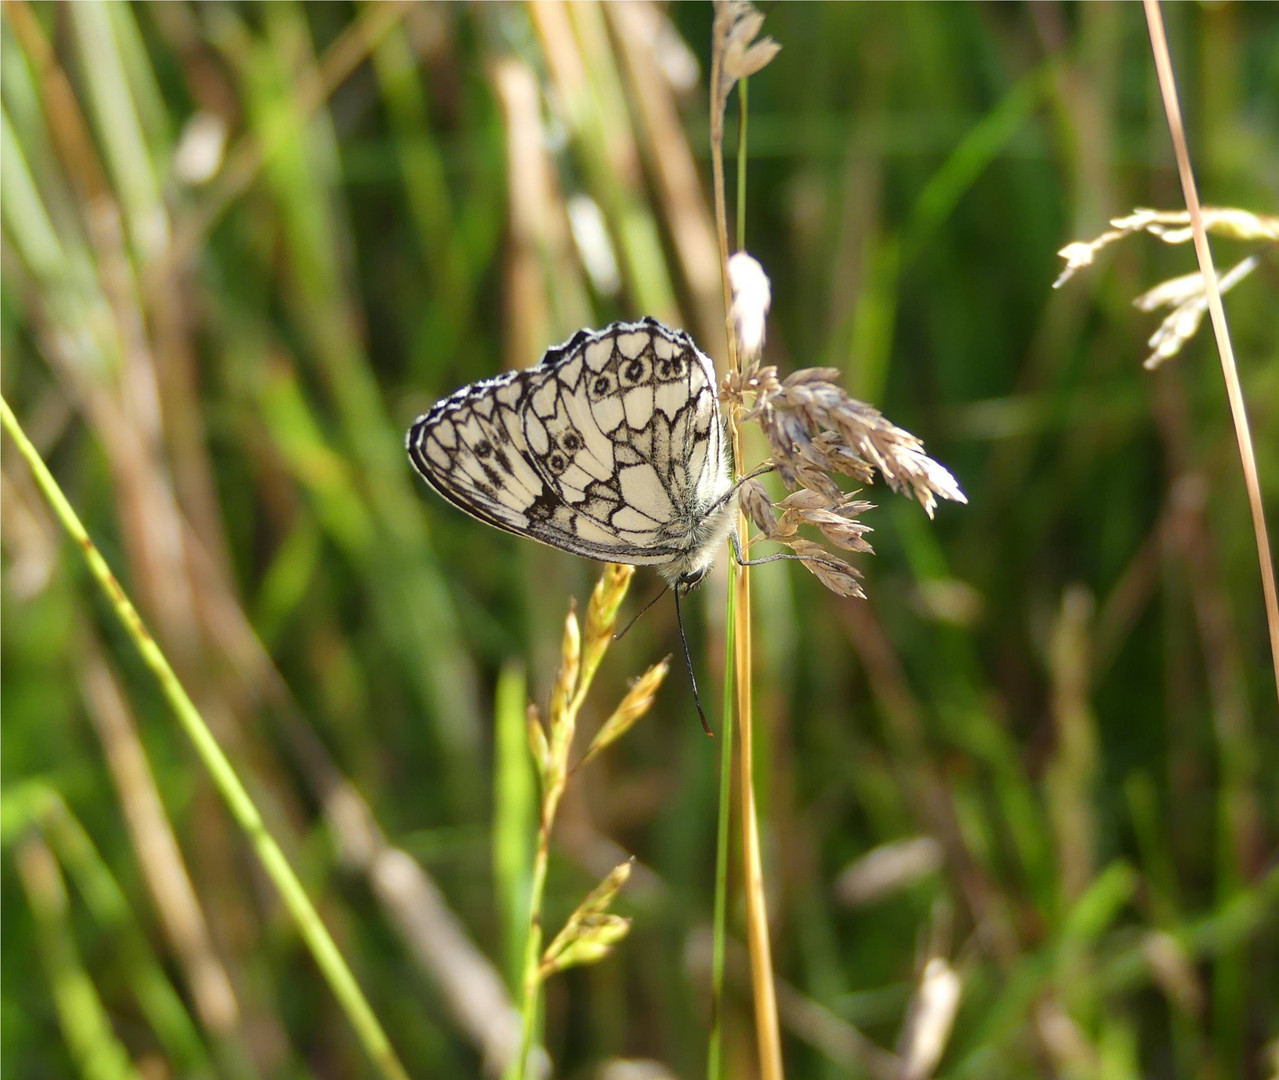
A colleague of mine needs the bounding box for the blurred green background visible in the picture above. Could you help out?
[2,2,1277,1078]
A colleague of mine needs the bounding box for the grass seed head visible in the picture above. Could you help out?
[586,564,634,649]
[579,659,670,771]
[527,703,550,783]
[551,601,581,727]
[539,859,635,978]
[1054,207,1274,364]
[722,354,964,594]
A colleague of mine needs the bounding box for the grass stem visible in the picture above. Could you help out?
[0,396,411,1080]
[710,53,785,1077]
[707,581,737,1080]
[1143,0,1279,710]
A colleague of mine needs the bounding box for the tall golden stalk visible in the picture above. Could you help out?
[1143,0,1279,710]
[709,5,784,1078]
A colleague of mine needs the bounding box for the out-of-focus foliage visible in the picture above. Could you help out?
[2,3,1276,1078]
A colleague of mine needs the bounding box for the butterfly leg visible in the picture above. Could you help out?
[729,529,853,575]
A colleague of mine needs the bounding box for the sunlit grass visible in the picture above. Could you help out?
[2,2,1276,1078]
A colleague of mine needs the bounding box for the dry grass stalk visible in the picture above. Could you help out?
[515,564,666,1079]
[709,6,784,1079]
[607,1,723,349]
[711,9,964,1078]
[1141,930,1204,1018]
[832,837,944,909]
[76,634,240,1034]
[1142,0,1279,709]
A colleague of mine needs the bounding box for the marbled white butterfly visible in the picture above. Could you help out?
[406,318,739,591]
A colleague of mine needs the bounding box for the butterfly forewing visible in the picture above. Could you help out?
[406,369,549,539]
[407,318,733,577]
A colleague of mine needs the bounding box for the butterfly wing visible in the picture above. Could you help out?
[520,318,727,545]
[407,350,681,565]
[407,318,728,568]
[407,369,548,535]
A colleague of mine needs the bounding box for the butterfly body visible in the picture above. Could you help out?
[407,318,735,587]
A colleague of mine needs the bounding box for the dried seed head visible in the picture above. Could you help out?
[722,353,964,596]
[788,539,865,599]
[713,1,781,104]
[897,957,962,1080]
[1135,254,1258,369]
[795,507,875,553]
[778,489,831,510]
[1053,205,1276,287]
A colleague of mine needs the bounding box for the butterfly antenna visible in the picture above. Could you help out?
[673,583,714,737]
[613,583,670,642]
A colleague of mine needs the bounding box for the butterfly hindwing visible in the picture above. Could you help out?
[522,319,722,540]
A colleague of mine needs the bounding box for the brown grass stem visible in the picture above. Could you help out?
[1144,0,1279,710]
[710,5,784,1074]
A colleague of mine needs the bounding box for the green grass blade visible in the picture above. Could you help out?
[0,395,412,1080]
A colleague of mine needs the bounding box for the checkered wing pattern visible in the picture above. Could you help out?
[407,318,728,568]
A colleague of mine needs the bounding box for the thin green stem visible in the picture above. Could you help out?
[707,579,737,1080]
[512,808,553,1080]
[709,77,751,1080]
[0,396,411,1080]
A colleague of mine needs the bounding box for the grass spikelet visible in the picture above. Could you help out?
[527,704,550,784]
[582,563,635,686]
[719,268,966,599]
[576,659,671,773]
[538,859,634,979]
[512,564,655,1080]
[1054,206,1276,368]
[550,602,581,745]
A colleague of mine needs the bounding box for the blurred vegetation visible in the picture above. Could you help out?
[2,3,1277,1079]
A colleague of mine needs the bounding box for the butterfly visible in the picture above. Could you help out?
[407,317,750,732]
[406,317,740,591]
